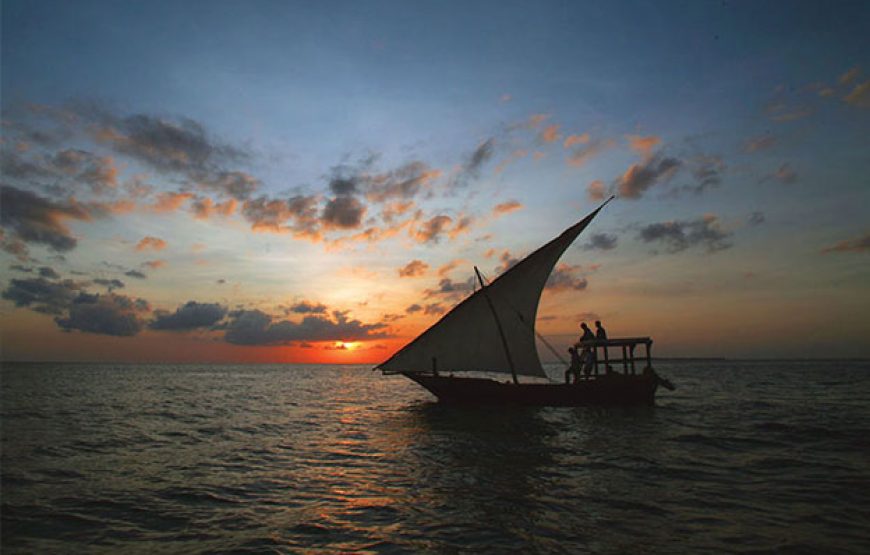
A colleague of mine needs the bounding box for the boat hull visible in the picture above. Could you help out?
[403,373,658,406]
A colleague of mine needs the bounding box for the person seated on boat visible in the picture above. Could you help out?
[577,322,595,346]
[565,346,582,384]
[595,320,607,341]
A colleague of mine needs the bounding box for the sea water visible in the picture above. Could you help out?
[2,360,869,554]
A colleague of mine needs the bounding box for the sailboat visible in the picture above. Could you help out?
[376,197,674,406]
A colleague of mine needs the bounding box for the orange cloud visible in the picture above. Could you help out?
[492,200,523,216]
[528,114,550,128]
[135,236,167,252]
[563,133,590,149]
[144,259,167,269]
[820,232,870,254]
[587,180,607,201]
[844,81,870,108]
[540,124,561,143]
[437,259,465,277]
[398,259,429,278]
[839,66,861,86]
[448,214,474,239]
[150,192,194,213]
[494,149,527,174]
[566,139,615,167]
[413,215,453,243]
[744,134,777,152]
[626,134,661,157]
[191,197,237,219]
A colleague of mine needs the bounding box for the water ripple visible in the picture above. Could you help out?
[2,361,870,553]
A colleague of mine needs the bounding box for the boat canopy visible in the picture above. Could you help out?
[377,198,611,378]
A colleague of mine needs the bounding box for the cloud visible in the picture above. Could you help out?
[638,214,732,253]
[494,250,522,275]
[626,135,661,157]
[0,150,55,181]
[587,180,607,201]
[436,259,464,277]
[322,195,366,229]
[820,232,870,254]
[223,309,390,345]
[150,301,228,330]
[527,114,550,128]
[844,81,870,108]
[583,233,618,251]
[539,124,561,144]
[50,149,119,193]
[150,191,195,213]
[492,200,523,216]
[190,196,237,219]
[398,259,429,278]
[0,185,96,251]
[616,154,681,199]
[453,138,495,187]
[2,277,82,314]
[38,266,60,279]
[839,66,861,86]
[196,171,260,200]
[744,134,777,152]
[669,155,725,196]
[413,215,453,243]
[545,263,589,292]
[125,269,147,279]
[135,236,167,251]
[424,277,475,301]
[748,211,765,226]
[364,161,441,203]
[563,133,590,149]
[764,98,812,122]
[760,163,797,185]
[567,138,616,167]
[93,278,125,291]
[144,260,166,270]
[448,214,474,239]
[242,194,320,239]
[424,303,446,315]
[288,301,328,314]
[55,293,150,336]
[405,303,423,314]
[92,112,247,178]
[493,149,527,174]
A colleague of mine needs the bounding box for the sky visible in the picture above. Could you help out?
[1,0,868,363]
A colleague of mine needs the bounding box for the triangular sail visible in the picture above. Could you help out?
[378,199,611,378]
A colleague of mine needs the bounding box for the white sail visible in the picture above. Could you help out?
[378,199,611,378]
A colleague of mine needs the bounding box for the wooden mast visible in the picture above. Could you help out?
[475,266,519,385]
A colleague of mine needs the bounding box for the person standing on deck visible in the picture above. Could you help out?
[577,322,596,376]
[595,320,607,341]
[565,347,582,384]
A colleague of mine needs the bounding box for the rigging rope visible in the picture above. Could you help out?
[476,270,569,367]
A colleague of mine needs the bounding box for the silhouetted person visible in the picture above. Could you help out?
[576,322,596,376]
[595,320,607,341]
[565,346,581,384]
[582,347,596,377]
[578,322,594,344]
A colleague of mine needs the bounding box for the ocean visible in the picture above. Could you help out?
[2,360,869,554]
